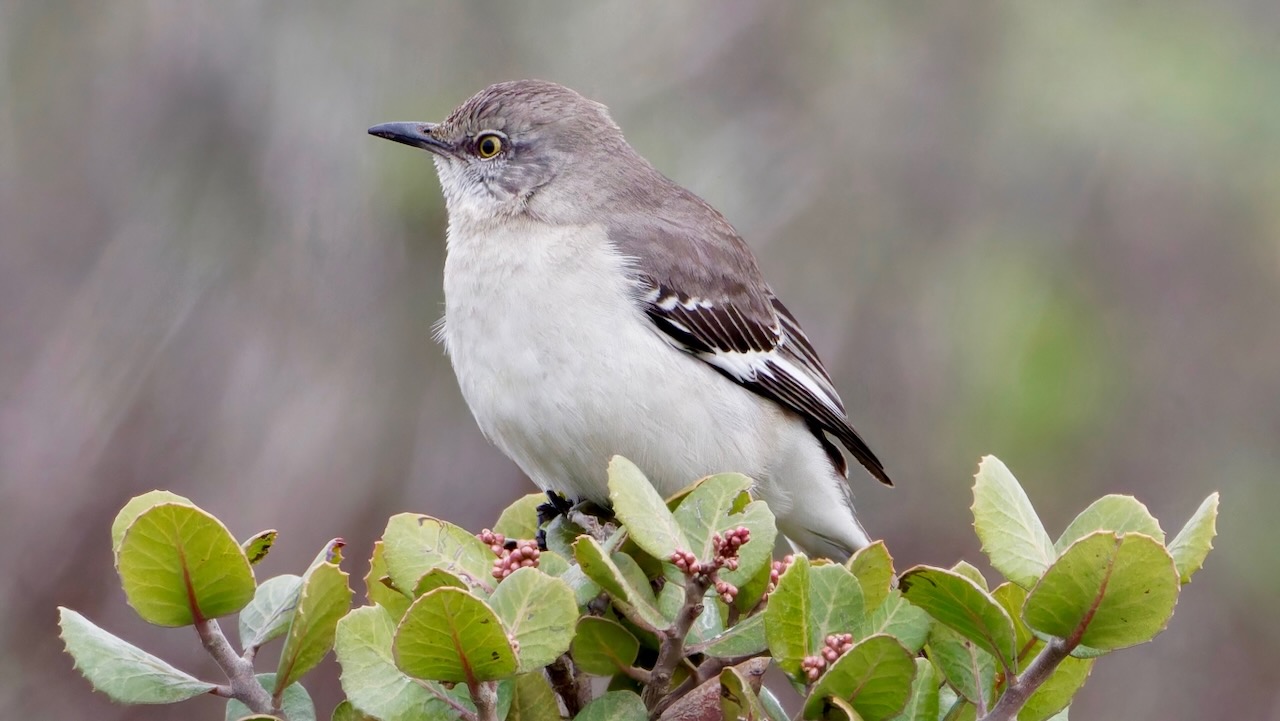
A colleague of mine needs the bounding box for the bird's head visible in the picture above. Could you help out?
[369,80,635,224]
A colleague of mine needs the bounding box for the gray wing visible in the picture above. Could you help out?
[608,202,892,487]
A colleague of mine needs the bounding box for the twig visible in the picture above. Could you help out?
[548,654,588,716]
[567,507,613,542]
[623,665,653,684]
[467,679,499,721]
[641,572,711,712]
[195,619,284,719]
[979,637,1073,721]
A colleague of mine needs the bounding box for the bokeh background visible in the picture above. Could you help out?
[3,2,1278,718]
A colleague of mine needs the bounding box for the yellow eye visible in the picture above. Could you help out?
[476,133,503,159]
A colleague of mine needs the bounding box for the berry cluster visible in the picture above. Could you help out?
[478,528,541,580]
[763,554,795,600]
[669,526,751,603]
[800,633,855,681]
[712,527,750,571]
[714,579,738,604]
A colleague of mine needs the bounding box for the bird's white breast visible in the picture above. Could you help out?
[439,215,782,502]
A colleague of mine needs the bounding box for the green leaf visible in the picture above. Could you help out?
[656,576,684,627]
[239,574,303,652]
[990,583,1033,655]
[394,587,517,683]
[734,546,776,613]
[949,562,988,591]
[494,493,548,540]
[111,490,194,560]
[573,537,665,630]
[721,662,770,720]
[718,498,779,599]
[612,552,661,612]
[537,550,571,578]
[693,612,767,658]
[241,530,278,565]
[671,472,753,558]
[330,700,375,721]
[275,545,352,694]
[990,584,1094,721]
[542,514,584,561]
[224,674,314,721]
[937,687,964,721]
[942,699,977,721]
[488,567,577,671]
[364,541,410,620]
[809,562,865,654]
[861,590,932,653]
[690,591,729,648]
[507,671,560,721]
[927,625,995,709]
[1017,651,1092,721]
[1023,531,1178,651]
[412,568,468,597]
[58,607,216,703]
[899,566,1016,674]
[848,541,895,611]
[765,558,864,681]
[335,605,491,721]
[1168,492,1219,584]
[306,538,345,571]
[661,657,769,721]
[889,658,938,721]
[560,563,603,607]
[971,456,1055,589]
[759,687,789,721]
[117,502,256,626]
[1055,495,1164,552]
[830,696,866,720]
[381,514,495,595]
[606,455,687,560]
[571,616,640,675]
[575,690,647,721]
[764,555,810,678]
[805,634,917,721]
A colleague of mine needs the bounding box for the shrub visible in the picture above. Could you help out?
[60,455,1218,721]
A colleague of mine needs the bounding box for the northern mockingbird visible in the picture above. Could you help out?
[369,80,891,560]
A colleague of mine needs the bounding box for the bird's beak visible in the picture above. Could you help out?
[367,121,452,155]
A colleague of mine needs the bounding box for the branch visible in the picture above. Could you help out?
[979,637,1074,721]
[641,571,711,712]
[547,654,589,716]
[195,619,284,720]
[467,679,499,721]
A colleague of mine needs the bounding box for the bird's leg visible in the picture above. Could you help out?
[566,500,615,542]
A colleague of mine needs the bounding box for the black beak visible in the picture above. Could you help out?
[367,122,451,155]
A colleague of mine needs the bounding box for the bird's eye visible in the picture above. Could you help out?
[476,133,504,159]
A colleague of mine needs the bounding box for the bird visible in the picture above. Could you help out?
[369,80,891,560]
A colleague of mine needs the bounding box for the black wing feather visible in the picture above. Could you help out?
[642,283,892,487]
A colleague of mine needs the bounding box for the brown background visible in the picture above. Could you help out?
[3,2,1277,719]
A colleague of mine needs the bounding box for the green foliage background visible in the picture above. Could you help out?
[3,2,1275,719]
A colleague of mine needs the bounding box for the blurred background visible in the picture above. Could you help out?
[3,1,1277,718]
